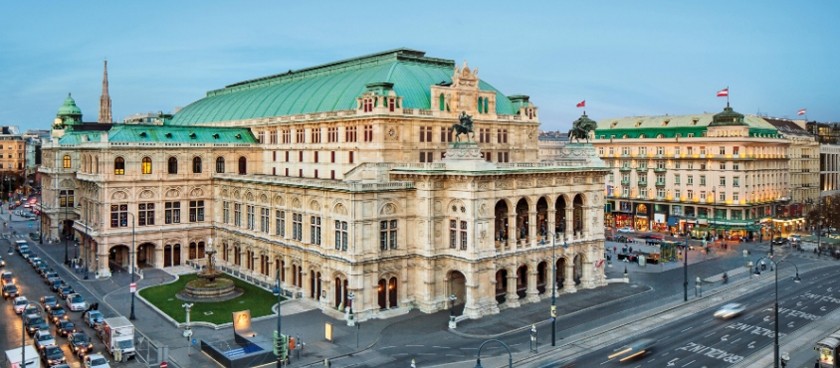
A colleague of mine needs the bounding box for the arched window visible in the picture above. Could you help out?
[141,157,152,174]
[215,157,225,173]
[167,157,178,174]
[484,98,489,114]
[192,156,202,173]
[439,93,445,111]
[63,155,71,168]
[238,157,247,174]
[477,97,484,113]
[114,157,125,175]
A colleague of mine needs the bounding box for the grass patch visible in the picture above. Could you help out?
[139,274,282,325]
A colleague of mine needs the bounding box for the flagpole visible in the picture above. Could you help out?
[726,86,730,107]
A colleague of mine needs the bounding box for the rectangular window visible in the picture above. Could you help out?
[687,175,694,185]
[674,175,681,185]
[719,192,726,202]
[334,221,348,251]
[609,147,614,155]
[310,216,321,245]
[234,203,241,227]
[419,151,433,163]
[657,146,664,155]
[269,130,277,144]
[700,191,706,201]
[246,205,255,230]
[497,129,508,143]
[733,192,739,202]
[441,127,453,143]
[733,176,740,187]
[223,201,230,224]
[733,163,739,170]
[296,129,305,143]
[189,200,205,222]
[657,188,665,198]
[258,131,265,143]
[687,147,693,155]
[363,125,373,142]
[733,146,740,155]
[639,147,647,155]
[675,190,681,199]
[460,221,468,250]
[59,190,75,207]
[311,128,321,143]
[623,187,629,197]
[327,127,338,143]
[719,146,726,155]
[687,190,693,199]
[719,162,725,170]
[138,203,155,226]
[292,213,303,241]
[700,146,706,155]
[380,220,398,250]
[345,126,357,142]
[719,177,726,187]
[260,208,270,233]
[622,147,629,155]
[449,220,457,249]
[282,129,291,144]
[420,126,432,142]
[700,175,706,186]
[275,210,285,237]
[110,204,128,228]
[165,201,181,224]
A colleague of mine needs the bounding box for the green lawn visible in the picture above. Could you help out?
[139,274,281,325]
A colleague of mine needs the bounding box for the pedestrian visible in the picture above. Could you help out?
[629,246,633,253]
[815,359,820,368]
[613,246,616,254]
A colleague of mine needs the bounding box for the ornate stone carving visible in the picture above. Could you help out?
[244,191,254,201]
[139,190,154,199]
[165,188,180,198]
[292,197,301,208]
[111,191,127,200]
[334,203,347,216]
[479,203,487,217]
[274,195,284,207]
[190,187,205,198]
[381,203,396,215]
[310,200,320,211]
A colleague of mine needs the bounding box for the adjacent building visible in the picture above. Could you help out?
[39,49,609,321]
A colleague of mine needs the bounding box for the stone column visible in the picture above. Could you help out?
[97,244,111,278]
[525,263,540,303]
[547,208,556,241]
[507,214,516,249]
[566,208,574,240]
[563,258,577,293]
[528,210,537,247]
[504,271,520,308]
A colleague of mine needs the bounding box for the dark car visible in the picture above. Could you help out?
[50,279,63,292]
[40,344,67,366]
[3,283,19,299]
[68,331,94,357]
[21,305,39,318]
[58,285,75,299]
[772,237,788,245]
[48,305,68,324]
[41,295,59,310]
[25,315,49,335]
[56,320,76,337]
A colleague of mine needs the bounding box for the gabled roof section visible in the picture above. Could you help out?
[58,124,256,144]
[170,49,516,126]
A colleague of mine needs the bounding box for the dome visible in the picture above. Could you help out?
[57,93,83,117]
[709,104,745,127]
[170,49,517,126]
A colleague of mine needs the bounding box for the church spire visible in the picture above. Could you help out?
[98,59,112,123]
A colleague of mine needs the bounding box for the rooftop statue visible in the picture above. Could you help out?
[452,111,475,142]
[569,113,597,143]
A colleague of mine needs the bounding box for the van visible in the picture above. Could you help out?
[15,240,28,252]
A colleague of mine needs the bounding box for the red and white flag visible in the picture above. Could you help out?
[716,88,729,97]
[797,108,807,116]
[576,100,586,108]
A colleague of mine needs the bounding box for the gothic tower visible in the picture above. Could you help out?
[98,60,112,123]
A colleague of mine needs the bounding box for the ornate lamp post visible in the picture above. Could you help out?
[753,257,801,368]
[126,212,136,320]
[683,225,691,302]
[448,294,457,329]
[20,302,42,368]
[272,269,284,368]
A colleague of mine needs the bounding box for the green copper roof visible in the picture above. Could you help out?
[170,49,517,125]
[58,124,257,145]
[709,104,746,126]
[57,93,83,117]
[594,110,779,138]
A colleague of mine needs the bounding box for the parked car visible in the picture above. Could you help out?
[83,310,104,328]
[714,303,745,319]
[41,295,59,310]
[69,331,94,357]
[83,353,110,368]
[66,293,88,312]
[43,271,60,283]
[33,329,56,350]
[56,319,77,337]
[1,271,13,286]
[21,304,39,318]
[49,305,68,324]
[13,296,29,313]
[617,226,635,233]
[772,237,788,245]
[4,283,21,300]
[25,314,49,335]
[50,279,63,292]
[58,285,75,299]
[40,344,67,367]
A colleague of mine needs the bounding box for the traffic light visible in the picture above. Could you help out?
[272,331,288,360]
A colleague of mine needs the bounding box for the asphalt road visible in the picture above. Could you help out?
[560,266,840,368]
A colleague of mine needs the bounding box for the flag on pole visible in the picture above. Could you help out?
[716,88,729,97]
[797,108,807,116]
[576,100,586,108]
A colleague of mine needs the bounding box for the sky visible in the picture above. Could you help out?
[1,1,839,132]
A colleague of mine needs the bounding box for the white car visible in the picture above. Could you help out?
[84,353,111,368]
[617,226,635,233]
[66,293,88,312]
[13,296,29,314]
[33,329,55,350]
[714,303,745,319]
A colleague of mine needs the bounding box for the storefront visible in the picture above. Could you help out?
[634,203,650,231]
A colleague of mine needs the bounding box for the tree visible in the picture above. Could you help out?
[805,195,839,233]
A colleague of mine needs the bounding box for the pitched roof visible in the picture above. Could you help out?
[170,49,517,125]
[58,124,256,144]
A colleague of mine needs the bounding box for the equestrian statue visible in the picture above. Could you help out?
[452,111,475,142]
[568,113,597,143]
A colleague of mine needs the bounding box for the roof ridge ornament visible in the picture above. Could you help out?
[452,60,478,88]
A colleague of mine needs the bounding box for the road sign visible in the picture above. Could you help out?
[192,338,197,345]
[130,282,137,293]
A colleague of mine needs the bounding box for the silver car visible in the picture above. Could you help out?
[714,303,745,319]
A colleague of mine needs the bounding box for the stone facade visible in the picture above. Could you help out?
[39,50,608,322]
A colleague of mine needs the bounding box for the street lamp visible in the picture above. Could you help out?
[753,257,801,368]
[273,269,284,368]
[474,339,513,368]
[21,302,42,368]
[683,225,691,302]
[126,212,136,320]
[448,294,457,329]
[347,291,355,327]
[63,190,69,265]
[539,232,561,347]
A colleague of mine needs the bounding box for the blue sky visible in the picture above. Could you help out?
[1,1,838,132]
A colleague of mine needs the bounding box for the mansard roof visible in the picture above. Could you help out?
[57,123,256,145]
[594,110,779,138]
[170,48,517,125]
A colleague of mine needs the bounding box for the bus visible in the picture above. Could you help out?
[815,329,840,368]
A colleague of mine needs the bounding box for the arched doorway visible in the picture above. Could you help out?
[555,196,567,235]
[494,200,509,245]
[309,270,322,299]
[334,276,348,309]
[376,276,398,309]
[136,243,155,268]
[495,269,507,304]
[515,199,529,241]
[573,254,583,285]
[173,244,182,266]
[557,257,566,287]
[537,261,548,294]
[516,265,528,298]
[108,245,129,272]
[447,270,466,314]
[164,245,172,267]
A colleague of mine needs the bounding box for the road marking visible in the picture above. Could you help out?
[680,326,693,333]
[432,346,450,349]
[729,337,740,344]
[702,332,715,338]
[748,341,755,349]
[667,358,678,366]
[720,334,728,341]
[405,344,424,347]
[682,359,696,366]
[378,346,396,350]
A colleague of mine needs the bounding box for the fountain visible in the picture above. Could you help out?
[178,240,243,302]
